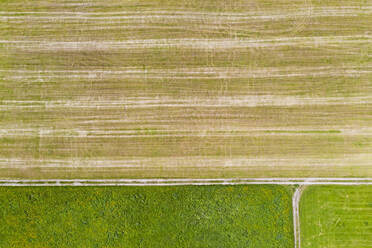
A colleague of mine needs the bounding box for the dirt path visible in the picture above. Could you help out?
[1,177,372,186]
[293,185,306,248]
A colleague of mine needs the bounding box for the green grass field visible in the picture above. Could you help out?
[300,186,372,248]
[0,185,293,248]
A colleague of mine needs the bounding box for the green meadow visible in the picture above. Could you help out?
[300,186,372,248]
[0,185,293,248]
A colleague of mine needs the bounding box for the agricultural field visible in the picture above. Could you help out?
[0,185,293,247]
[1,0,371,247]
[300,186,372,248]
[0,0,371,178]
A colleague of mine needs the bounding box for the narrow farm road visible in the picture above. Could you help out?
[293,185,306,248]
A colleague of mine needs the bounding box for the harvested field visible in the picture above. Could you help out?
[0,185,293,247]
[300,186,372,248]
[0,0,372,178]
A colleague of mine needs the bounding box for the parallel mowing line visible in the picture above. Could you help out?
[0,7,371,16]
[1,95,372,109]
[2,66,372,80]
[0,11,369,20]
[0,134,351,138]
[1,35,371,50]
[1,156,371,168]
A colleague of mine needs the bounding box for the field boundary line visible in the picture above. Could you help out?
[1,178,372,186]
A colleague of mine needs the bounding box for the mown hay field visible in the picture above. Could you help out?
[300,186,372,248]
[0,185,293,247]
[0,0,372,178]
